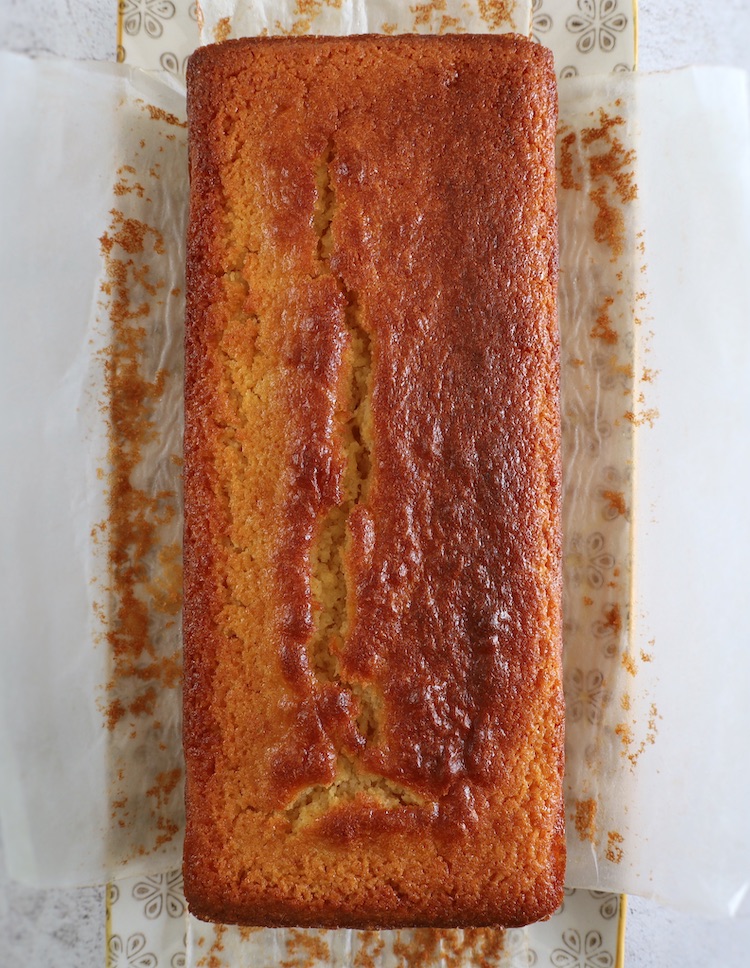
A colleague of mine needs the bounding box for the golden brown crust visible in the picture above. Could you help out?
[184,33,563,929]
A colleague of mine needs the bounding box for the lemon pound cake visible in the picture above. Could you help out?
[183,33,564,929]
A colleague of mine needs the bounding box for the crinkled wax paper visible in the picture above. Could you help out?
[1,17,749,954]
[554,68,750,917]
[0,52,187,886]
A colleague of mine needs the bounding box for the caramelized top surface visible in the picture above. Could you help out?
[184,34,563,929]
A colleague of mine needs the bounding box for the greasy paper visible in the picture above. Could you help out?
[1,47,749,927]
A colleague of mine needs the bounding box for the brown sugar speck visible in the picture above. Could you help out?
[602,602,622,636]
[627,703,661,767]
[613,360,634,381]
[606,830,624,864]
[581,111,626,147]
[602,489,626,517]
[411,1,449,28]
[153,814,179,849]
[95,146,186,861]
[574,797,598,843]
[589,138,637,206]
[408,3,467,33]
[624,407,659,428]
[97,208,182,734]
[458,929,507,966]
[573,797,598,844]
[142,102,187,129]
[100,210,154,255]
[392,928,506,968]
[195,924,227,968]
[616,700,660,768]
[559,131,583,191]
[146,768,182,810]
[277,0,347,36]
[146,544,183,616]
[281,929,331,968]
[590,185,626,259]
[354,931,386,968]
[591,296,619,345]
[579,111,637,259]
[106,698,125,732]
[125,686,158,718]
[590,296,618,344]
[114,180,145,199]
[438,15,465,33]
[477,0,514,30]
[615,721,633,747]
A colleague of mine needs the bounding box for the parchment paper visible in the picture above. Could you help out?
[0,52,187,886]
[557,66,750,917]
[1,46,749,923]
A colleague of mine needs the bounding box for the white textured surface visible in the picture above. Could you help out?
[1,0,749,965]
[639,0,750,77]
[605,4,750,963]
[0,0,113,59]
[0,838,103,967]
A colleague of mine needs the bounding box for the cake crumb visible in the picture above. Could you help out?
[392,927,506,968]
[354,931,386,967]
[141,101,187,129]
[606,830,624,864]
[558,131,583,191]
[602,489,626,517]
[281,928,331,968]
[477,0,515,30]
[146,768,182,810]
[195,924,226,968]
[615,721,633,745]
[590,296,618,344]
[213,15,231,43]
[574,797,598,843]
[624,407,659,427]
[602,602,622,635]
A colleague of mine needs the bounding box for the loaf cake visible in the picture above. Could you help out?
[183,33,564,929]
